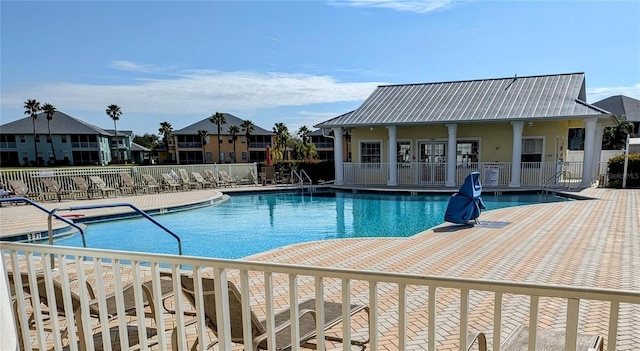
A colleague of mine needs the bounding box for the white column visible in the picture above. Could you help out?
[509,121,525,187]
[387,126,398,186]
[581,119,597,187]
[593,121,605,178]
[445,124,458,187]
[332,127,344,185]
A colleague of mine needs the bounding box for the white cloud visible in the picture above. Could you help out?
[334,0,455,14]
[109,60,171,73]
[1,70,383,117]
[587,83,640,103]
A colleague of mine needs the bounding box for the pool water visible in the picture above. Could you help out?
[54,191,569,259]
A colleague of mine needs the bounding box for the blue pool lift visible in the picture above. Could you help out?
[444,172,486,224]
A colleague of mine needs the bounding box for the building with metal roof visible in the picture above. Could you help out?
[0,111,133,166]
[315,72,616,189]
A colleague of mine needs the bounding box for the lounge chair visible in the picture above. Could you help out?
[40,177,71,202]
[499,325,603,351]
[192,171,215,188]
[219,170,239,187]
[71,177,97,199]
[89,176,118,198]
[203,169,222,188]
[178,169,201,189]
[9,270,174,348]
[174,275,370,351]
[119,172,146,195]
[8,179,42,200]
[162,173,188,192]
[261,166,276,185]
[141,174,163,193]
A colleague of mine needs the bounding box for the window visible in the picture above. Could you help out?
[61,135,67,143]
[46,135,52,143]
[241,136,246,144]
[567,128,584,150]
[20,135,25,143]
[241,151,247,160]
[456,140,479,165]
[522,138,543,163]
[361,142,381,163]
[397,141,411,163]
[35,135,40,142]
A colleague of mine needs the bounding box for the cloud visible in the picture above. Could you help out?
[109,60,171,73]
[1,70,383,117]
[587,83,640,103]
[333,0,455,14]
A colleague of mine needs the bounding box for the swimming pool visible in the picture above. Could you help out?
[55,191,569,259]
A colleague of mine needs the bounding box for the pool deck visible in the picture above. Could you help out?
[1,185,639,349]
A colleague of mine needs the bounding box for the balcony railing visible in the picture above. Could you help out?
[2,242,638,350]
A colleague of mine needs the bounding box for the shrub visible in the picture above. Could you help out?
[607,153,640,188]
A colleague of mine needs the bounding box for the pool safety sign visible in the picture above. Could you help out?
[483,164,500,186]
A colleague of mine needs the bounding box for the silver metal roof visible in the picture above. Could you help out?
[316,73,610,128]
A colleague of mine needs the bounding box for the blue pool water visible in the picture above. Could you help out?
[54,191,569,259]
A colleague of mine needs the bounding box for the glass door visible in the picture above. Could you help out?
[419,141,446,184]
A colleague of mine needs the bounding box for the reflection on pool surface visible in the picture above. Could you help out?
[55,191,570,259]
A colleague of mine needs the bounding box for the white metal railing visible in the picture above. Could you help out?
[3,242,638,351]
[291,169,312,186]
[343,162,587,188]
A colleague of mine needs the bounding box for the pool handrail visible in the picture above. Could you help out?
[48,202,182,255]
[0,197,87,247]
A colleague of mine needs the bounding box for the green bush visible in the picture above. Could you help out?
[607,153,640,188]
[258,160,334,184]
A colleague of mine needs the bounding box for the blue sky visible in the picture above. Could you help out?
[2,0,639,137]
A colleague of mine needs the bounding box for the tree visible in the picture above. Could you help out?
[272,122,290,160]
[106,104,123,162]
[158,122,173,163]
[132,133,159,150]
[209,112,226,163]
[603,121,635,150]
[297,125,311,145]
[240,120,255,162]
[228,125,240,163]
[41,103,57,164]
[197,129,209,163]
[24,99,41,165]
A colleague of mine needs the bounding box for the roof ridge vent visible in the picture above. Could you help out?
[504,74,518,90]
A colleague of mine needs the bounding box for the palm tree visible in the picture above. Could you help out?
[297,125,311,145]
[158,121,173,163]
[272,123,290,160]
[41,103,57,164]
[106,104,123,162]
[24,99,41,165]
[240,120,255,162]
[197,129,209,163]
[209,112,226,163]
[228,125,240,163]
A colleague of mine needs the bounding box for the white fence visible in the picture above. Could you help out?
[3,242,638,351]
[0,164,257,197]
[343,162,586,188]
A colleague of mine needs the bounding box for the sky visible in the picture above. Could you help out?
[1,0,639,137]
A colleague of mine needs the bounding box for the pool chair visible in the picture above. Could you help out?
[162,173,188,191]
[8,179,42,201]
[9,270,174,349]
[499,325,603,351]
[89,176,118,198]
[119,172,146,195]
[173,275,370,351]
[178,168,201,189]
[219,170,239,187]
[203,169,223,188]
[192,171,215,188]
[141,174,163,193]
[444,171,486,225]
[40,177,71,202]
[71,176,99,199]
